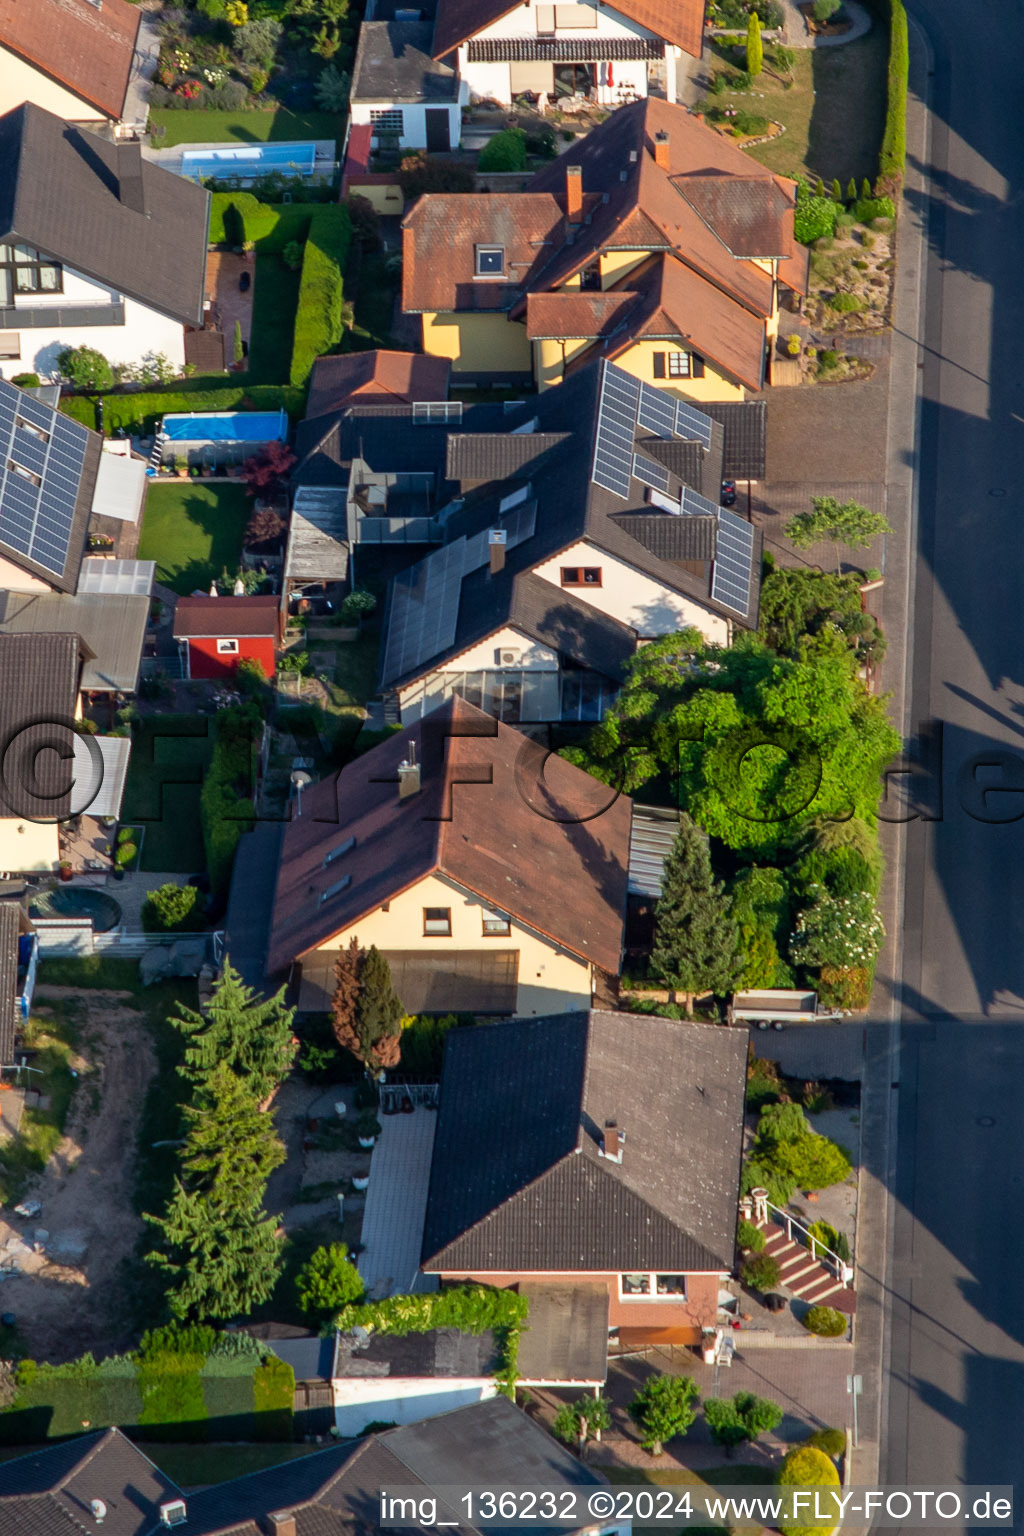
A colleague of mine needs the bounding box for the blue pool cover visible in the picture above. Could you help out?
[161,410,288,443]
[181,141,318,181]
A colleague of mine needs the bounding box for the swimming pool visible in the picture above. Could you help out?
[161,410,288,445]
[29,887,122,933]
[180,141,318,182]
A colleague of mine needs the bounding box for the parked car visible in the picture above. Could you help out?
[720,479,737,507]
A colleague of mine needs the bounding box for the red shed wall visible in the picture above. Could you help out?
[186,635,275,681]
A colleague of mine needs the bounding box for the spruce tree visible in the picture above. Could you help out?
[846,177,857,202]
[330,937,362,1053]
[172,959,298,1104]
[145,1183,283,1322]
[860,177,872,200]
[331,943,404,1076]
[650,814,741,1013]
[831,178,842,203]
[746,12,763,77]
[180,1060,285,1211]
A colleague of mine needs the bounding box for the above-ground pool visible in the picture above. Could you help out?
[180,141,318,182]
[160,410,288,445]
[29,887,122,933]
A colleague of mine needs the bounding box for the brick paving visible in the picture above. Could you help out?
[356,1107,438,1301]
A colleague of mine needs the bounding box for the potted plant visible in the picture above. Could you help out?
[58,859,73,883]
[352,1174,370,1191]
[356,1112,382,1149]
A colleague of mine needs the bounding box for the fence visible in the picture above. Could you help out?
[34,920,223,963]
[379,1081,439,1113]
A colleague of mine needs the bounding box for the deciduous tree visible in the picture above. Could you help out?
[785,496,893,574]
[296,1242,364,1319]
[552,1394,612,1453]
[628,1374,699,1456]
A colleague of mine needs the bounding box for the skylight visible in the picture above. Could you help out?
[319,874,351,905]
[323,835,355,868]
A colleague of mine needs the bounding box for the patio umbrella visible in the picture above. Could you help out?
[607,61,613,89]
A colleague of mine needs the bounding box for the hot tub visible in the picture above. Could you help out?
[29,887,122,933]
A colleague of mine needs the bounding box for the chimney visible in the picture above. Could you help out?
[116,141,147,216]
[264,1515,297,1536]
[488,528,507,576]
[565,162,583,223]
[398,742,421,801]
[600,1123,624,1163]
[653,130,671,171]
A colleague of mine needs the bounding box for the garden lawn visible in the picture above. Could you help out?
[0,1005,79,1204]
[705,31,887,186]
[595,1465,766,1536]
[348,249,399,351]
[138,482,249,596]
[148,108,343,153]
[249,254,302,384]
[121,715,215,874]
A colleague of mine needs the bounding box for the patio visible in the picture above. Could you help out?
[357,1107,439,1302]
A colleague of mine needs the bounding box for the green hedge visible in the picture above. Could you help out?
[199,705,258,903]
[253,1356,295,1441]
[210,191,281,245]
[878,0,908,194]
[60,383,305,436]
[289,205,350,387]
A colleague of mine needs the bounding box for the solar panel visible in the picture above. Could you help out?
[637,382,677,439]
[592,365,640,499]
[674,399,713,451]
[632,453,671,493]
[0,380,89,579]
[680,485,720,519]
[462,499,538,573]
[382,540,464,682]
[711,506,756,617]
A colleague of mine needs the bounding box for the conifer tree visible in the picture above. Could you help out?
[331,943,403,1075]
[746,11,763,76]
[861,177,872,200]
[846,177,857,202]
[651,814,741,1013]
[145,1183,283,1321]
[831,178,842,203]
[180,1060,285,1211]
[172,959,297,1104]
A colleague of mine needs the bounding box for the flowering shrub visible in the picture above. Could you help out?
[790,887,884,971]
[226,0,249,22]
[175,80,202,100]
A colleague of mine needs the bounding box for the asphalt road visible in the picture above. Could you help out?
[886,0,1024,1513]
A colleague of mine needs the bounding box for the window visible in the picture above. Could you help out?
[561,567,602,587]
[216,638,240,655]
[560,672,607,723]
[8,459,40,487]
[323,835,355,868]
[619,1273,688,1300]
[499,483,529,513]
[370,109,404,134]
[475,245,506,278]
[580,261,601,291]
[423,907,452,936]
[0,243,62,299]
[653,350,706,380]
[482,908,511,936]
[413,400,463,425]
[667,351,691,378]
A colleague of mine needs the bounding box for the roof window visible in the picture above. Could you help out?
[323,835,355,868]
[319,874,351,905]
[475,245,506,277]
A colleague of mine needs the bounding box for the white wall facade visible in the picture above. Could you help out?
[0,47,106,122]
[457,0,669,106]
[533,539,730,644]
[0,817,59,873]
[350,99,464,152]
[0,265,187,381]
[333,1377,497,1436]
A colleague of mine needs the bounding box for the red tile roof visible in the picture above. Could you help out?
[432,0,702,59]
[525,290,638,340]
[402,193,565,314]
[0,0,140,120]
[267,695,631,976]
[173,595,280,639]
[306,351,451,417]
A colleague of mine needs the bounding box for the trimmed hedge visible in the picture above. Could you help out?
[253,1355,295,1441]
[60,383,305,436]
[878,0,908,195]
[199,705,258,903]
[777,1444,840,1535]
[210,191,280,245]
[289,204,351,387]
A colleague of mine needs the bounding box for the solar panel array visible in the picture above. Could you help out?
[637,381,677,440]
[463,499,538,573]
[77,558,156,596]
[0,381,90,579]
[592,365,641,498]
[382,540,465,682]
[674,399,713,451]
[680,485,720,519]
[712,506,756,618]
[632,453,670,494]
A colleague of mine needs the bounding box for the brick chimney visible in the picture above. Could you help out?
[398,743,421,801]
[653,131,671,171]
[489,528,507,575]
[263,1514,297,1536]
[565,163,583,223]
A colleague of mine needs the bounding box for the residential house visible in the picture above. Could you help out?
[402,96,809,394]
[421,1009,747,1363]
[0,1397,616,1535]
[431,0,704,107]
[266,694,631,1015]
[378,359,762,727]
[0,631,85,872]
[173,594,282,681]
[0,103,209,383]
[0,899,37,1065]
[350,19,465,152]
[0,0,151,130]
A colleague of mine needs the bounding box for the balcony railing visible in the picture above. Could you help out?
[0,302,125,330]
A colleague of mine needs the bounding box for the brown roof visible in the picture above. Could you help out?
[0,0,140,120]
[525,290,638,340]
[432,0,702,58]
[404,101,800,342]
[306,350,452,418]
[0,632,84,823]
[173,595,280,639]
[267,695,631,976]
[606,252,768,391]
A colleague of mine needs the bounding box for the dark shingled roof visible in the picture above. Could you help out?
[612,512,718,561]
[0,104,209,328]
[173,595,280,639]
[422,1010,747,1274]
[446,431,568,484]
[0,633,83,822]
[697,399,767,481]
[0,903,19,1065]
[0,0,141,120]
[0,1428,182,1536]
[672,174,795,258]
[267,695,631,977]
[351,20,459,103]
[517,1282,610,1384]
